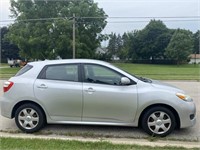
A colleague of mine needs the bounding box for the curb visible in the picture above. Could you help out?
[0,132,199,149]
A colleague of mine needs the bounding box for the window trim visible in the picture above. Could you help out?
[37,63,81,82]
[81,63,136,86]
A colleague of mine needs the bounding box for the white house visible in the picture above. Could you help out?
[95,47,107,54]
[189,54,200,64]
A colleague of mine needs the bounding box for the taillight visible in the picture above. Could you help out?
[3,81,14,92]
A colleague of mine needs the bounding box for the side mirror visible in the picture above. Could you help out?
[121,77,131,85]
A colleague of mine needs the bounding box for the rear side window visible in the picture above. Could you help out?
[39,64,78,82]
[15,64,33,76]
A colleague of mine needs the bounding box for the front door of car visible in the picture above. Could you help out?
[34,63,82,121]
[82,64,138,123]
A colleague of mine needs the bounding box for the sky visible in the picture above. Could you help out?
[94,0,200,34]
[0,0,200,36]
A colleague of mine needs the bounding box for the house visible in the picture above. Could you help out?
[95,47,107,54]
[189,54,200,64]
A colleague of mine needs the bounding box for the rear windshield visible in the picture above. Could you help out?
[15,64,33,76]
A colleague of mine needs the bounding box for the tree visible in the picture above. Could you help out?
[1,26,19,60]
[107,33,117,58]
[129,20,173,61]
[165,29,194,64]
[8,0,107,60]
[128,30,141,61]
[193,30,200,54]
[118,33,130,60]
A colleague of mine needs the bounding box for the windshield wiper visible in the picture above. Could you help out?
[139,77,152,83]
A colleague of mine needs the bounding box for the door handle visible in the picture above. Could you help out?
[37,84,48,89]
[85,87,95,93]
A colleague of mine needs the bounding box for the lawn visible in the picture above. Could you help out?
[0,63,199,80]
[0,67,20,79]
[113,63,200,80]
[1,137,198,150]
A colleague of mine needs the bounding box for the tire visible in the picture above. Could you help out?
[15,103,45,133]
[141,106,176,137]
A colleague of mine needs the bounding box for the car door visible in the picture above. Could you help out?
[82,64,138,123]
[34,63,82,121]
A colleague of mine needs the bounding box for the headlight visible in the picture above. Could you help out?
[176,93,193,102]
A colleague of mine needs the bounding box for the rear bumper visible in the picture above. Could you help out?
[0,97,13,118]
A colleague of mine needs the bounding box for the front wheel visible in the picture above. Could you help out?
[15,103,45,133]
[141,106,176,137]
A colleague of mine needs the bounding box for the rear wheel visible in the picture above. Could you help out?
[141,106,176,137]
[15,103,45,133]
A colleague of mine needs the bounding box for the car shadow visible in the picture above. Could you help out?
[40,124,148,138]
[38,124,199,141]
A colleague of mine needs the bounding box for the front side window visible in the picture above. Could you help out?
[39,64,78,82]
[84,64,123,85]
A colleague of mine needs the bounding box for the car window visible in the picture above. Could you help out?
[40,64,78,82]
[84,64,123,85]
[15,64,33,76]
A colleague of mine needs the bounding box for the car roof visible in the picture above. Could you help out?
[28,59,111,66]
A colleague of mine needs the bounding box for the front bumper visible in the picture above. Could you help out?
[178,101,196,128]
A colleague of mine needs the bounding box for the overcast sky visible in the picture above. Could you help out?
[95,0,199,34]
[1,0,200,37]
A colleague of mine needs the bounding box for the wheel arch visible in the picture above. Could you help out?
[11,100,47,123]
[138,104,180,129]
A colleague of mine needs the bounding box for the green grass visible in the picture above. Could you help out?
[0,63,199,80]
[0,63,21,79]
[1,137,198,150]
[0,67,21,79]
[113,63,200,80]
[0,63,9,67]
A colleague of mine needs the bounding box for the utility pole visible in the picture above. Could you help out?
[0,28,1,65]
[73,13,75,59]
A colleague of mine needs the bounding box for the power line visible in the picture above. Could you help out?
[27,16,197,18]
[0,17,71,22]
[0,16,200,23]
[107,19,200,24]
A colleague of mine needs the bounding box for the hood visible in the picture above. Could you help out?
[151,80,184,93]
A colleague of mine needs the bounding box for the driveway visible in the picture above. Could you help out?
[0,80,199,141]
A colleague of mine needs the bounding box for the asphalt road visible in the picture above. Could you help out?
[0,80,199,141]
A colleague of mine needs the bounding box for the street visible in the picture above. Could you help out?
[0,80,199,141]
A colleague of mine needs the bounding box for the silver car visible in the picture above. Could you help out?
[0,59,196,136]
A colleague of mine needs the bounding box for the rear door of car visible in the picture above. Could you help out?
[82,64,138,123]
[34,63,83,121]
